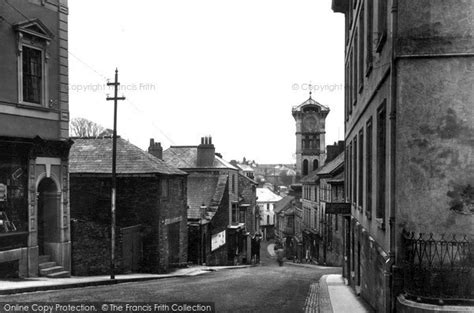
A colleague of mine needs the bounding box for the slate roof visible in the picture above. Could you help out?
[187,173,219,220]
[257,187,282,203]
[274,196,295,214]
[163,146,237,170]
[236,163,254,172]
[300,170,319,183]
[315,151,344,176]
[186,173,228,221]
[70,137,186,175]
[327,171,344,183]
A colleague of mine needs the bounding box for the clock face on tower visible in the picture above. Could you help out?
[303,115,318,132]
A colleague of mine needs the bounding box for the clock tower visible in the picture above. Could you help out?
[292,91,330,178]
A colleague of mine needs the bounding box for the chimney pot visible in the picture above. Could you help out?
[197,135,215,167]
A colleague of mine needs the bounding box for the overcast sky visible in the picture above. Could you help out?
[68,0,345,164]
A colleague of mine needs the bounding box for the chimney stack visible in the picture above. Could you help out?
[197,136,215,167]
[148,138,163,160]
[326,140,345,162]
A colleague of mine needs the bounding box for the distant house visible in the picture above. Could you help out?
[254,164,297,187]
[274,195,303,260]
[256,187,282,240]
[69,137,188,274]
[234,163,255,180]
[163,136,250,265]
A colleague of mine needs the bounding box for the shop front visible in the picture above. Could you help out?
[0,137,71,277]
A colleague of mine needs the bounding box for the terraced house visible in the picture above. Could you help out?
[163,137,247,266]
[0,0,71,278]
[332,0,473,311]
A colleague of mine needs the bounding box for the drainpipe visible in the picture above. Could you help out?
[386,0,398,312]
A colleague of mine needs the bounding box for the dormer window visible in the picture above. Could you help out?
[14,19,53,107]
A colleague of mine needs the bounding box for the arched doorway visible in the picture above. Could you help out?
[37,178,60,256]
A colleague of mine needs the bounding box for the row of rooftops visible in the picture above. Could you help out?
[70,92,330,176]
[69,136,239,176]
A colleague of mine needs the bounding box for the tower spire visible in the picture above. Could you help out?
[308,83,312,99]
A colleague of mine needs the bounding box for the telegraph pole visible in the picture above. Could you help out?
[106,68,125,280]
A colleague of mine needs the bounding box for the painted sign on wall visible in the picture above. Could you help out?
[211,230,226,251]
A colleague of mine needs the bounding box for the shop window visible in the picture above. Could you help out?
[0,146,29,236]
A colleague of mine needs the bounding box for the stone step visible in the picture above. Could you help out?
[39,266,64,276]
[46,271,70,278]
[39,262,57,270]
[38,255,51,263]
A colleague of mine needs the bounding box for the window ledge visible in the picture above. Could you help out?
[17,102,58,113]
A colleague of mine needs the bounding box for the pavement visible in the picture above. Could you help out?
[268,241,373,312]
[0,265,251,295]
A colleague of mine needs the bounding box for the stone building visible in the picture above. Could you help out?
[237,172,259,263]
[274,195,303,261]
[163,137,245,265]
[313,152,346,266]
[0,0,71,278]
[292,93,330,178]
[301,142,345,263]
[332,0,473,312]
[69,137,187,274]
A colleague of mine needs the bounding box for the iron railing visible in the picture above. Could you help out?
[402,231,473,304]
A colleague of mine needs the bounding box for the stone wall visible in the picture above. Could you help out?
[70,174,187,273]
[70,219,123,276]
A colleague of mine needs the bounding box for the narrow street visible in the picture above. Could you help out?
[0,242,341,313]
